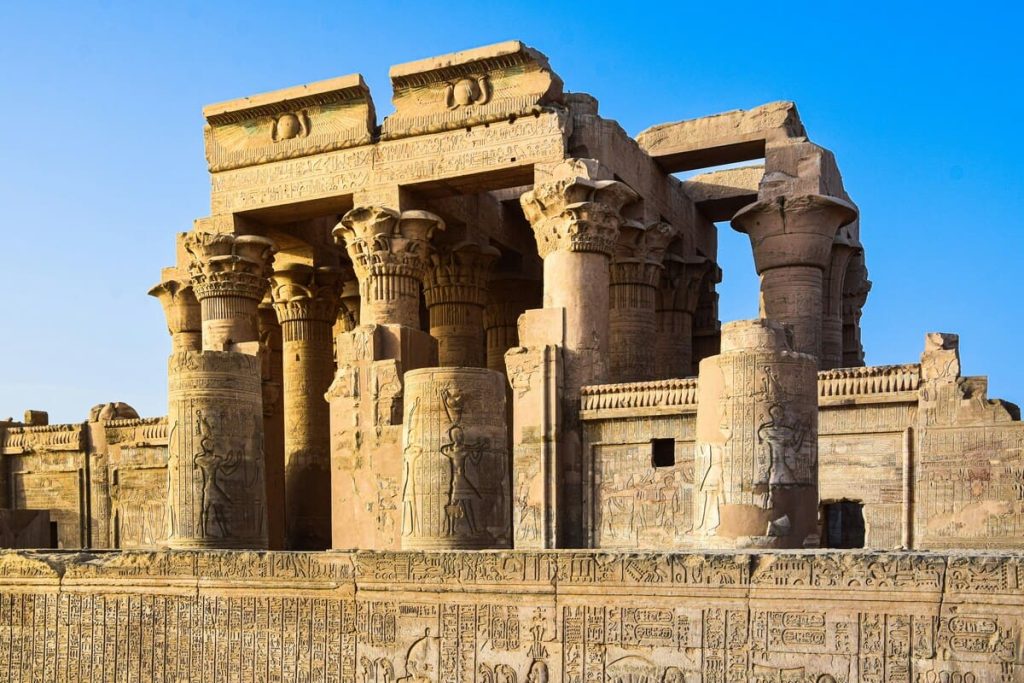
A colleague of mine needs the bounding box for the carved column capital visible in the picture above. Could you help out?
[657,254,713,314]
[424,241,499,367]
[423,241,500,308]
[520,167,638,258]
[148,276,201,351]
[610,221,677,287]
[270,265,344,328]
[183,232,276,302]
[334,206,446,285]
[731,193,858,273]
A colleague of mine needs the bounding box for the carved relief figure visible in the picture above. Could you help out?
[440,424,489,537]
[757,403,809,487]
[193,436,237,538]
[515,463,542,542]
[397,628,439,683]
[695,443,722,534]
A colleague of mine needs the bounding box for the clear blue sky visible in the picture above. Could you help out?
[1,2,1021,422]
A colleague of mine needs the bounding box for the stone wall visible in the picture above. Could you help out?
[582,361,1024,551]
[0,416,169,549]
[0,549,1021,682]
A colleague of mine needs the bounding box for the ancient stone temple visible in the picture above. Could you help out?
[1,41,1023,681]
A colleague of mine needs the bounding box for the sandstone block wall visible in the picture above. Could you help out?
[0,549,1021,682]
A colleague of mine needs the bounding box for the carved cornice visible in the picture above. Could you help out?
[203,74,375,172]
[818,363,921,405]
[334,207,446,285]
[183,232,276,302]
[520,164,638,258]
[270,265,343,326]
[383,40,564,140]
[0,423,86,455]
[581,378,699,418]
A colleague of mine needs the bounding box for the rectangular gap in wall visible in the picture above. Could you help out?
[651,438,675,468]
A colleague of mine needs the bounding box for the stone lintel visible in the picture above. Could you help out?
[682,165,764,222]
[210,109,571,216]
[383,40,564,140]
[203,74,375,173]
[636,100,806,173]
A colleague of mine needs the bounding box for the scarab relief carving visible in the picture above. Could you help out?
[445,75,491,110]
[271,110,310,142]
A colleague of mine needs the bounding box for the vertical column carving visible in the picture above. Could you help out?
[165,350,268,549]
[693,319,819,549]
[691,263,723,376]
[732,194,857,364]
[270,264,342,550]
[519,159,637,547]
[333,207,445,328]
[821,238,860,369]
[842,251,871,368]
[608,221,675,382]
[257,303,285,550]
[183,231,276,350]
[423,242,499,367]
[655,254,711,379]
[400,368,510,549]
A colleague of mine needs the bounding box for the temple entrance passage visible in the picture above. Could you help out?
[822,500,865,548]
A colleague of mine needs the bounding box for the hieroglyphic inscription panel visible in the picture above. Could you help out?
[210,111,569,215]
[0,550,1022,682]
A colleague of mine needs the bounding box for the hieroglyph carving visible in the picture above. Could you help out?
[401,368,510,549]
[165,351,268,548]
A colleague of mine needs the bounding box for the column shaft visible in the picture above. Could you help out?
[759,265,824,362]
[280,317,335,549]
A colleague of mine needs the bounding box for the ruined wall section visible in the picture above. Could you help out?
[0,549,1022,682]
[582,353,1024,551]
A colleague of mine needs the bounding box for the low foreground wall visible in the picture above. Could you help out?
[0,550,1021,682]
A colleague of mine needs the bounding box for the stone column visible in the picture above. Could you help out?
[608,222,675,383]
[334,207,445,328]
[842,253,871,367]
[165,350,268,549]
[692,319,819,549]
[821,238,859,370]
[655,255,711,379]
[149,275,202,353]
[519,160,637,547]
[183,232,276,350]
[270,264,342,550]
[484,278,542,374]
[333,272,361,336]
[257,303,286,550]
[424,242,499,367]
[731,194,857,363]
[400,367,509,549]
[691,264,723,376]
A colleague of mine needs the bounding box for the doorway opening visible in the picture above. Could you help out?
[822,500,865,548]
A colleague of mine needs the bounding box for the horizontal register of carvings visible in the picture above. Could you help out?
[581,363,923,418]
[0,424,86,454]
[0,549,1022,682]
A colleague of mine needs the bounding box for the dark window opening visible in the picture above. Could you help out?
[651,439,675,468]
[49,521,59,548]
[822,501,865,549]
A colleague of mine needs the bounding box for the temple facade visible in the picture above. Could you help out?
[1,41,1022,681]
